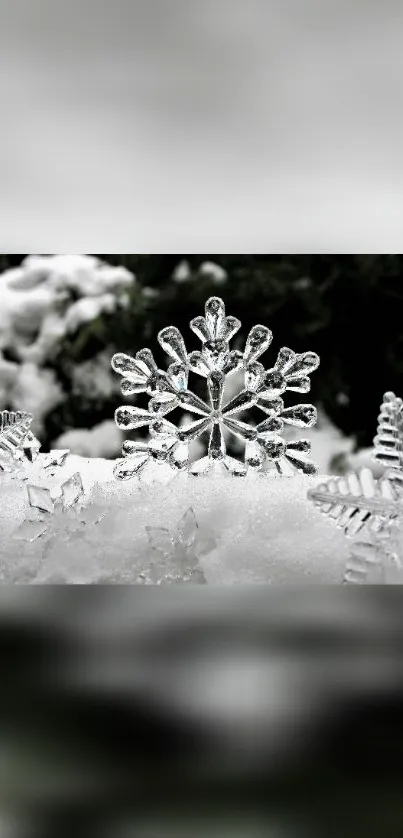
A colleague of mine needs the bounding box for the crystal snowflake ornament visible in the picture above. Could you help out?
[308,391,403,584]
[0,410,41,473]
[112,297,320,479]
[14,472,106,560]
[141,506,216,584]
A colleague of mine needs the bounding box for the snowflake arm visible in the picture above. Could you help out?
[112,296,320,479]
[373,390,403,476]
[308,391,403,584]
[0,410,41,472]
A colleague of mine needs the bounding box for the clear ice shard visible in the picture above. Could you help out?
[112,296,320,480]
[308,391,403,584]
[13,470,104,583]
[143,507,216,584]
[0,410,41,472]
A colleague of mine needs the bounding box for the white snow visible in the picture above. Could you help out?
[172,260,191,283]
[10,362,65,436]
[53,421,123,460]
[0,255,135,446]
[71,349,119,401]
[199,261,228,284]
[0,454,349,584]
[0,255,134,365]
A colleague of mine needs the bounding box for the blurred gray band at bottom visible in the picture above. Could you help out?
[0,587,402,838]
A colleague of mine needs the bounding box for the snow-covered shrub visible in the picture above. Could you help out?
[53,420,123,459]
[0,255,135,448]
[0,254,133,364]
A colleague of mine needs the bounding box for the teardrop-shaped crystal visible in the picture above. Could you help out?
[122,439,149,457]
[222,389,257,417]
[285,450,317,476]
[256,416,284,435]
[167,362,188,392]
[274,347,296,374]
[148,393,178,416]
[177,391,210,416]
[190,316,210,343]
[286,351,320,378]
[115,406,152,430]
[244,362,264,392]
[203,340,229,372]
[208,371,224,412]
[223,416,258,441]
[223,350,243,376]
[136,348,158,373]
[222,316,241,341]
[158,327,188,364]
[244,325,273,365]
[150,418,179,438]
[260,437,286,461]
[285,376,311,393]
[205,297,225,340]
[245,441,265,469]
[286,439,312,454]
[111,353,147,384]
[209,423,225,460]
[258,369,287,396]
[114,455,148,480]
[281,404,317,427]
[188,351,210,377]
[121,379,147,396]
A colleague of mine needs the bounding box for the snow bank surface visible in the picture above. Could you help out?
[0,455,349,584]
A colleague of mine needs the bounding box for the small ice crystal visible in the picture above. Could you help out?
[144,506,216,584]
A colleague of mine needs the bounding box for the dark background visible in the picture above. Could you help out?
[1,254,402,451]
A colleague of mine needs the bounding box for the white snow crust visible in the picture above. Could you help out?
[0,455,349,584]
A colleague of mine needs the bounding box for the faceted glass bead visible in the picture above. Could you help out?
[244,325,273,365]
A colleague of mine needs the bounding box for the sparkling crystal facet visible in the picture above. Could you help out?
[112,296,320,478]
[61,472,85,509]
[27,485,55,514]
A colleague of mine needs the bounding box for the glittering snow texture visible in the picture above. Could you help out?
[0,455,348,584]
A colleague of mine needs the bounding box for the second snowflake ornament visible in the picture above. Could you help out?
[111,297,320,480]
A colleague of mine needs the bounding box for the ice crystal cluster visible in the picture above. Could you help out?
[14,472,108,583]
[143,507,216,584]
[0,410,41,473]
[309,392,403,583]
[112,297,320,479]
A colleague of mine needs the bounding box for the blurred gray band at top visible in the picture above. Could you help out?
[0,0,402,252]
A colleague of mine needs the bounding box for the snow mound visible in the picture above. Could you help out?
[0,455,349,584]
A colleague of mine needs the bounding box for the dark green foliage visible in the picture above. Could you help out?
[94,255,403,449]
[2,255,403,449]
